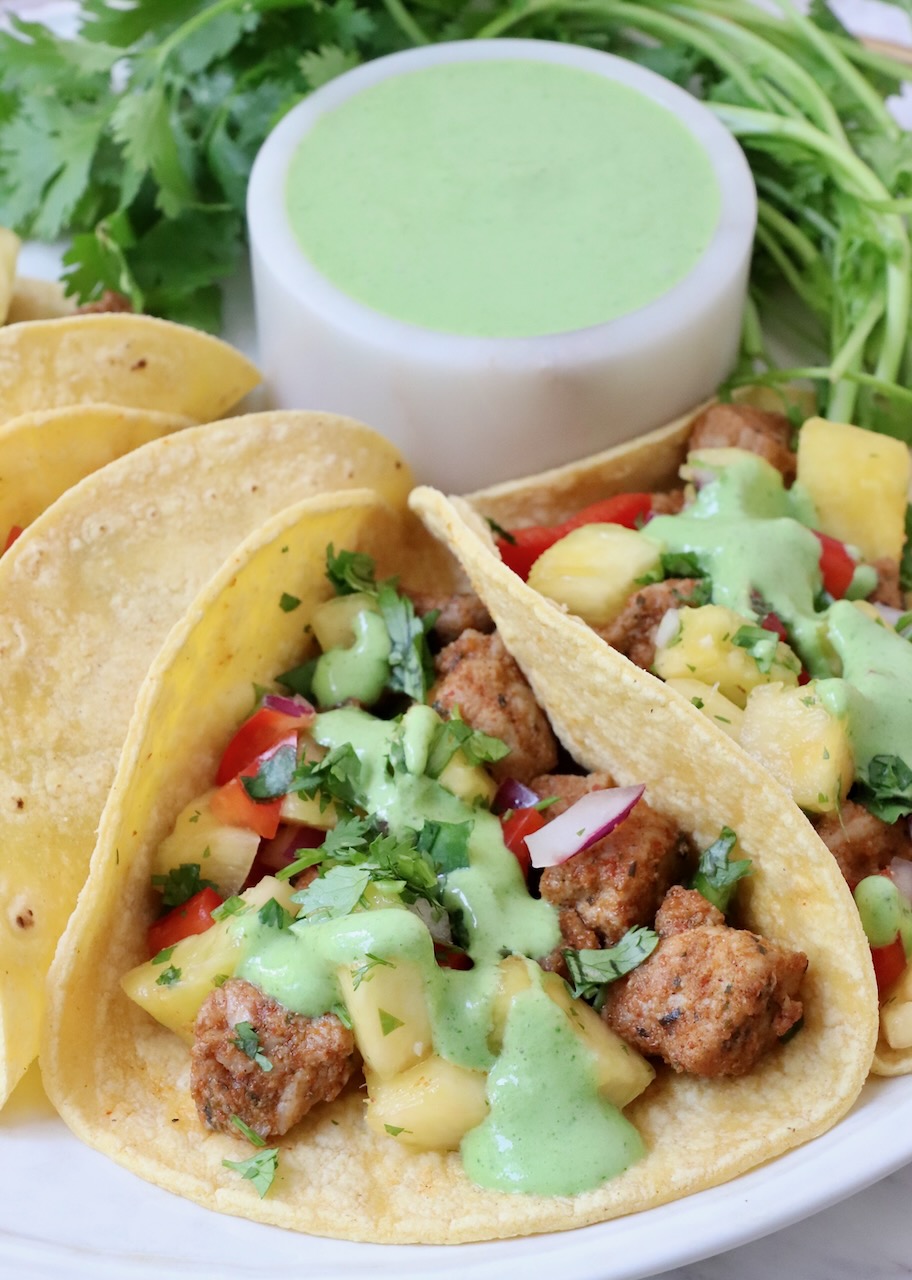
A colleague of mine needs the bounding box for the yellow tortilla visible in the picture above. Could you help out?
[0,313,260,425]
[425,405,910,1078]
[0,409,448,1107]
[5,276,77,324]
[40,486,874,1244]
[0,403,193,538]
[0,228,19,324]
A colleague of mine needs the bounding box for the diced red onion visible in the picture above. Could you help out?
[654,608,680,651]
[525,785,645,869]
[889,856,912,905]
[492,778,540,815]
[257,823,325,872]
[263,693,315,719]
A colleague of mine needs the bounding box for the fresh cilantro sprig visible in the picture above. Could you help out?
[424,714,510,779]
[563,927,659,1010]
[151,862,217,907]
[691,827,752,915]
[854,754,912,822]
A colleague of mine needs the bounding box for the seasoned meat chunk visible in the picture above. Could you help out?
[191,978,356,1140]
[655,885,723,936]
[812,801,912,885]
[540,907,600,977]
[603,916,807,1076]
[689,403,796,483]
[650,488,686,516]
[76,290,133,314]
[406,590,494,644]
[534,773,693,946]
[430,630,557,783]
[870,557,904,609]
[595,579,704,670]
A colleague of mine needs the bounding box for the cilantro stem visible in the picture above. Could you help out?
[154,0,247,71]
[381,0,430,45]
[756,199,819,268]
[754,223,819,312]
[829,293,885,387]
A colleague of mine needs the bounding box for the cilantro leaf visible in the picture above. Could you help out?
[231,1021,273,1071]
[291,743,363,812]
[425,715,510,778]
[378,1008,404,1036]
[731,624,780,674]
[377,583,436,702]
[151,945,176,965]
[155,965,182,986]
[276,658,317,700]
[151,862,217,908]
[291,864,371,922]
[257,898,294,930]
[692,827,752,914]
[241,743,297,800]
[415,819,472,875]
[326,546,377,596]
[222,1148,279,1198]
[210,895,246,921]
[351,953,393,990]
[854,754,912,822]
[563,927,659,1009]
[279,592,301,613]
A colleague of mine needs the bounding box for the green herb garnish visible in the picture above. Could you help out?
[563,927,659,1010]
[222,1148,279,1198]
[691,827,752,914]
[151,862,217,908]
[231,1021,273,1071]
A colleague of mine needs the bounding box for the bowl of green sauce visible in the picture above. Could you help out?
[248,39,756,490]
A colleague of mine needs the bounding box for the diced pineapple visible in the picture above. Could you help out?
[310,591,379,652]
[528,524,662,626]
[438,748,497,806]
[121,876,297,1041]
[797,416,910,562]
[152,788,259,897]
[654,605,800,708]
[881,963,912,1050]
[740,681,853,814]
[365,1057,489,1150]
[279,789,338,829]
[337,957,432,1079]
[489,956,654,1109]
[664,678,744,742]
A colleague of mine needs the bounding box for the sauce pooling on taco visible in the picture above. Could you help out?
[487,404,912,1052]
[121,547,807,1198]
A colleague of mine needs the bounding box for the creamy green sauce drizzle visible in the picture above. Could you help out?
[235,702,640,1195]
[643,452,912,783]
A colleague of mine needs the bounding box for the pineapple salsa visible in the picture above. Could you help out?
[499,407,912,1044]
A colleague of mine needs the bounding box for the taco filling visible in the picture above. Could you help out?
[121,548,808,1199]
[484,404,912,1052]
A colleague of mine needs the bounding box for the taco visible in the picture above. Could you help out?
[416,399,912,1075]
[42,487,874,1243]
[0,409,425,1106]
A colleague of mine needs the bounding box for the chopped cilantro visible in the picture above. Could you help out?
[210,895,246,921]
[213,973,229,988]
[241,742,297,800]
[425,714,510,778]
[563,927,659,1009]
[384,1124,409,1137]
[731,625,779,674]
[188,810,201,825]
[231,1021,273,1071]
[155,965,182,986]
[230,1115,266,1147]
[377,582,436,702]
[151,862,217,908]
[691,827,752,914]
[415,819,473,875]
[351,953,394,991]
[379,1008,404,1036]
[485,516,516,544]
[222,1148,279,1198]
[291,743,363,813]
[279,592,301,612]
[331,1002,352,1029]
[326,546,377,596]
[275,658,317,699]
[854,754,912,822]
[291,864,371,922]
[691,696,705,710]
[257,898,294,930]
[660,551,705,579]
[151,945,176,965]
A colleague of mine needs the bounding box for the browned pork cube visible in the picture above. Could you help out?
[689,403,796,483]
[603,903,807,1077]
[430,629,557,783]
[191,978,357,1140]
[534,772,693,946]
[405,590,494,644]
[596,578,704,670]
[813,800,912,886]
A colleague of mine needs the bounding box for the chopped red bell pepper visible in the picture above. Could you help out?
[148,886,223,956]
[871,935,907,997]
[216,707,305,784]
[496,492,656,582]
[814,531,855,599]
[211,777,284,839]
[759,612,788,641]
[500,806,548,877]
[433,941,474,970]
[2,525,23,555]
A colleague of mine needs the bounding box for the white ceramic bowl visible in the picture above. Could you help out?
[247,39,756,491]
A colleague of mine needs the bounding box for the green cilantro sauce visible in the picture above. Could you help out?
[233,705,642,1194]
[285,60,720,338]
[642,452,912,786]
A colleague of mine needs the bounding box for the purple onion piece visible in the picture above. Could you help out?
[525,785,645,869]
[263,693,315,718]
[492,777,540,815]
[889,856,912,905]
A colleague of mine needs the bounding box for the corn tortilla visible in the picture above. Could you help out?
[0,313,260,425]
[5,276,77,324]
[41,487,875,1243]
[0,409,451,1106]
[0,403,194,537]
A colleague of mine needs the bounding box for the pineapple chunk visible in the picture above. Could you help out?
[740,681,853,814]
[664,678,744,742]
[338,957,432,1079]
[490,956,654,1108]
[365,1057,489,1150]
[881,963,912,1050]
[654,605,800,708]
[152,788,259,897]
[797,416,910,562]
[438,747,497,806]
[121,876,297,1041]
[279,789,338,829]
[310,591,379,652]
[528,524,662,627]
